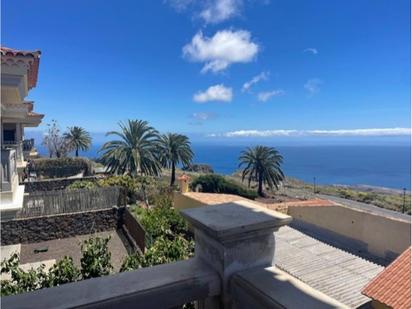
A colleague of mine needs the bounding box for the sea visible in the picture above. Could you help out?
[34,143,411,190]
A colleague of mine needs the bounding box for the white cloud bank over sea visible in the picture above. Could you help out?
[208,128,411,138]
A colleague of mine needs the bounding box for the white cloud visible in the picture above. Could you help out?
[193,84,233,103]
[212,128,411,138]
[303,48,318,55]
[242,71,269,92]
[191,112,217,120]
[304,78,322,95]
[308,128,411,136]
[199,0,242,24]
[182,30,259,73]
[224,130,298,137]
[165,0,193,12]
[257,89,285,102]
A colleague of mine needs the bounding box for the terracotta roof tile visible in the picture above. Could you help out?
[1,46,41,89]
[362,247,411,309]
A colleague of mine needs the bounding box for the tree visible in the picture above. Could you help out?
[238,146,284,197]
[159,133,193,186]
[64,126,92,157]
[99,120,161,176]
[42,120,70,158]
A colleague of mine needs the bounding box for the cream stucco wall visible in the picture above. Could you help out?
[173,192,206,211]
[288,205,411,260]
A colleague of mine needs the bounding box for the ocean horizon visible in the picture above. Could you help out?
[33,143,411,190]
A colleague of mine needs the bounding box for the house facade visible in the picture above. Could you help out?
[1,47,43,213]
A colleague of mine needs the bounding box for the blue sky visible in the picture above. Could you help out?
[2,0,411,144]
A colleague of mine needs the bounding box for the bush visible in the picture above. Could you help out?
[46,257,80,287]
[190,174,258,199]
[67,180,97,190]
[33,157,92,179]
[98,175,155,204]
[80,237,113,279]
[1,237,113,297]
[182,163,214,174]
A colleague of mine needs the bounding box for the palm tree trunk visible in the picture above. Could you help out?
[258,173,264,197]
[170,161,176,186]
[75,147,79,157]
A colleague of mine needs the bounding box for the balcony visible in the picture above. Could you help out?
[2,201,348,309]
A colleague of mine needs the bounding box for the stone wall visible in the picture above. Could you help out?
[24,176,98,193]
[1,207,124,245]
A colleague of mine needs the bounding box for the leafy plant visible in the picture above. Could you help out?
[46,257,80,287]
[67,180,97,190]
[80,237,113,279]
[1,254,48,296]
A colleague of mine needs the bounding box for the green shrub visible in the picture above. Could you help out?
[1,237,113,296]
[67,180,97,190]
[46,257,80,287]
[190,174,258,199]
[98,175,155,204]
[120,236,194,270]
[33,157,92,179]
[1,254,48,296]
[119,253,144,272]
[80,237,113,279]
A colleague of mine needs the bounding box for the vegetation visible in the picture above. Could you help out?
[80,237,113,279]
[42,120,71,158]
[239,146,284,197]
[64,126,92,157]
[123,193,194,271]
[190,174,258,199]
[33,157,92,178]
[182,163,214,174]
[1,237,112,296]
[0,195,194,297]
[159,133,193,186]
[99,120,162,176]
[42,121,92,158]
[67,180,97,190]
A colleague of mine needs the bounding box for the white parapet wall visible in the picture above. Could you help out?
[288,204,411,262]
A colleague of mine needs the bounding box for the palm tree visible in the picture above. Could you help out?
[64,126,92,157]
[159,133,193,186]
[238,146,284,197]
[99,120,161,176]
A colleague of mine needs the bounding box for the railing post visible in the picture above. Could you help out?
[181,200,292,308]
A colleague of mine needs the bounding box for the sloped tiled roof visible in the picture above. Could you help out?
[275,226,384,308]
[362,247,411,309]
[1,46,41,89]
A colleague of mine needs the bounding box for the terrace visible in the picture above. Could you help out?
[2,200,351,309]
